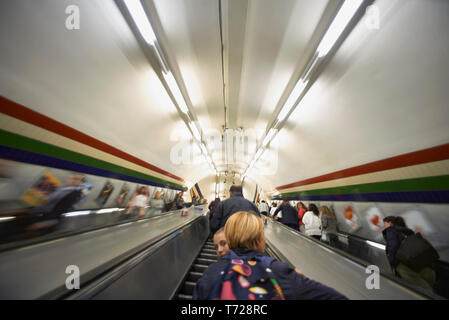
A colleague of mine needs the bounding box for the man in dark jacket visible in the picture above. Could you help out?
[382,216,436,291]
[273,200,299,231]
[209,185,260,234]
[382,216,414,270]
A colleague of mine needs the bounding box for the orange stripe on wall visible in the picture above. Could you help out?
[0,96,184,182]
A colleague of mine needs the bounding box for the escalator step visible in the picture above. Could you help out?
[192,264,208,273]
[199,253,218,260]
[188,271,203,282]
[181,281,196,296]
[196,258,217,265]
[202,248,216,254]
[178,294,193,300]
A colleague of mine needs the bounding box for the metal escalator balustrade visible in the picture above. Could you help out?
[177,240,218,300]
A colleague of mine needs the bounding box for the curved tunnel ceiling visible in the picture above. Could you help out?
[1,0,448,201]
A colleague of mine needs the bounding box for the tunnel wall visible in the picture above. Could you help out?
[0,96,187,206]
[273,143,449,261]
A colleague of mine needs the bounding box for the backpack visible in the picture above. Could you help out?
[395,232,439,272]
[209,251,285,300]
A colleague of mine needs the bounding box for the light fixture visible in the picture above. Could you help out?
[261,128,278,148]
[254,148,265,161]
[163,72,190,114]
[199,143,208,155]
[277,79,309,123]
[317,0,364,58]
[123,0,157,45]
[188,122,201,141]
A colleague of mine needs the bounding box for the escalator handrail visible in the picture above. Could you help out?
[266,218,442,300]
[0,205,206,254]
[40,209,208,299]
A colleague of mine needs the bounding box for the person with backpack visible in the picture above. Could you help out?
[382,216,438,291]
[273,200,299,231]
[193,211,347,300]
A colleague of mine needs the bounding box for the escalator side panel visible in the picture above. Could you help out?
[264,219,427,300]
[91,216,209,299]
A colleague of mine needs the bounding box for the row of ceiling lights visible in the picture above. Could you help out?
[242,0,365,180]
[123,0,217,175]
[124,0,365,182]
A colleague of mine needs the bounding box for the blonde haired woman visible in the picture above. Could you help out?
[193,211,347,300]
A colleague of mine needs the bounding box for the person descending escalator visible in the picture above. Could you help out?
[258,200,269,216]
[319,206,339,248]
[296,202,307,233]
[193,211,347,300]
[212,227,230,259]
[209,185,260,235]
[302,203,322,240]
[208,197,221,223]
[272,200,299,231]
[147,191,164,217]
[382,216,439,292]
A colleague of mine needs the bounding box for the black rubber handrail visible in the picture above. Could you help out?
[0,205,204,254]
[267,218,443,300]
[40,212,207,300]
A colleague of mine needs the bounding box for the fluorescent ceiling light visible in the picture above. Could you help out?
[188,122,201,141]
[163,72,189,114]
[124,0,157,45]
[200,143,208,155]
[262,129,278,148]
[206,155,213,165]
[317,0,363,58]
[277,79,309,122]
[255,148,265,161]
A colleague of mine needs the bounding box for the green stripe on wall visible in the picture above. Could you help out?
[0,129,184,190]
[278,175,449,198]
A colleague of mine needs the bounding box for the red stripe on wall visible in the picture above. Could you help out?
[0,96,184,182]
[277,143,449,190]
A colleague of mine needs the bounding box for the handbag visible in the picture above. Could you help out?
[395,232,439,272]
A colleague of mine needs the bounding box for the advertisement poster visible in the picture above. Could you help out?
[344,205,362,231]
[401,208,435,236]
[96,181,114,206]
[116,183,130,206]
[365,205,384,240]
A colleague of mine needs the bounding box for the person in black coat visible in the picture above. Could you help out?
[209,185,260,234]
[273,200,299,231]
[193,211,347,300]
[382,216,436,291]
[382,216,415,270]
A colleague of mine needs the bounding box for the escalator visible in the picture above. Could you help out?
[176,239,218,300]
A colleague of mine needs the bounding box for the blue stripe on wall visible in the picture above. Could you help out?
[0,145,184,191]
